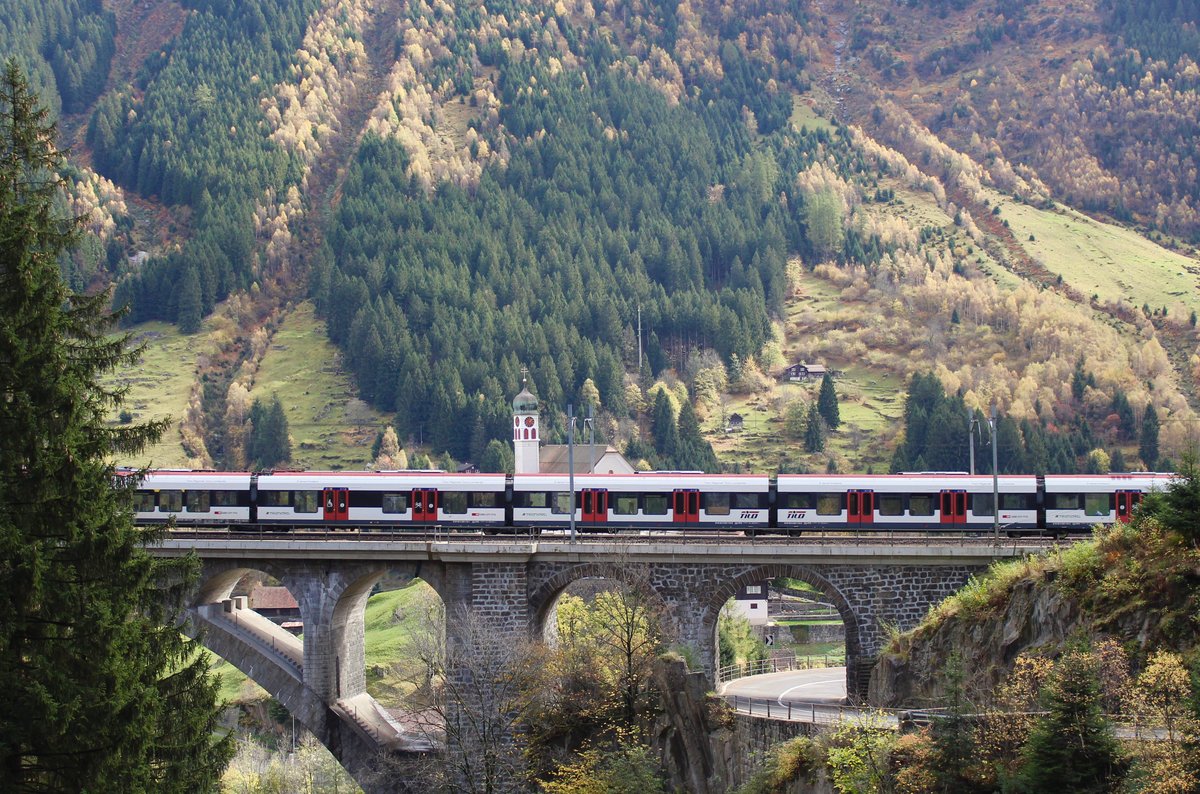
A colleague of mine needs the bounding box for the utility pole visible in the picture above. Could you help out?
[637,304,643,373]
[568,404,576,543]
[587,403,595,475]
[991,406,999,546]
[968,413,977,475]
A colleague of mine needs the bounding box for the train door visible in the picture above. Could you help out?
[323,488,349,521]
[847,490,874,525]
[939,490,967,526]
[581,489,608,524]
[411,488,438,523]
[1114,490,1142,523]
[672,489,700,524]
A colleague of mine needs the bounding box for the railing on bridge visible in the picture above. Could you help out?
[725,696,899,725]
[716,653,845,684]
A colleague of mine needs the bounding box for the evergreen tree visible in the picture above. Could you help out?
[675,400,719,472]
[650,389,679,461]
[1012,649,1124,792]
[930,654,977,793]
[804,402,825,453]
[0,59,230,791]
[1140,403,1160,469]
[176,264,202,334]
[248,394,291,469]
[817,372,841,430]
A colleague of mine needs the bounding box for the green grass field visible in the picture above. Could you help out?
[104,320,221,468]
[989,188,1200,314]
[248,301,388,470]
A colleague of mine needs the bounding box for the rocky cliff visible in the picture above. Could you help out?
[869,522,1200,708]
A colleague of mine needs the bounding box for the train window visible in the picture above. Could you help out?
[878,495,904,516]
[186,491,210,513]
[212,490,239,506]
[782,493,813,509]
[613,495,638,515]
[442,492,468,514]
[1048,493,1081,510]
[471,492,498,508]
[732,493,761,509]
[133,492,155,512]
[551,492,572,514]
[1000,493,1032,510]
[1084,493,1110,516]
[705,493,731,516]
[816,494,842,515]
[972,494,995,516]
[909,495,935,516]
[159,491,183,512]
[260,491,290,507]
[643,494,668,515]
[382,493,408,513]
[520,492,548,508]
[292,491,317,513]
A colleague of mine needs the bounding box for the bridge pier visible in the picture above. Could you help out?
[162,539,1014,786]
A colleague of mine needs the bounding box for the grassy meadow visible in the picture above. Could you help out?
[247,301,388,470]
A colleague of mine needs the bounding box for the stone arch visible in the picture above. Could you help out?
[528,562,668,640]
[702,564,863,700]
[193,560,291,606]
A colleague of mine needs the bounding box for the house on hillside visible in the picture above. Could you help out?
[783,362,829,382]
[248,584,302,633]
[726,413,745,433]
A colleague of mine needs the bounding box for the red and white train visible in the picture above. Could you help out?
[127,470,1172,535]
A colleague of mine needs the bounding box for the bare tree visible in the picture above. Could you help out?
[400,601,546,794]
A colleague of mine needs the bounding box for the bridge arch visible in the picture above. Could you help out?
[528,561,669,641]
[701,564,862,699]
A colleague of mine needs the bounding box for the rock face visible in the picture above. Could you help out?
[869,576,1084,707]
[652,657,737,793]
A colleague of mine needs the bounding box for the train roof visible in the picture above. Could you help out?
[513,473,771,491]
[1042,473,1175,491]
[136,471,254,489]
[255,471,508,489]
[775,474,1038,493]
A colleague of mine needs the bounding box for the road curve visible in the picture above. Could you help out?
[719,667,847,703]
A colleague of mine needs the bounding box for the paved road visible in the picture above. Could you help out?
[719,667,847,703]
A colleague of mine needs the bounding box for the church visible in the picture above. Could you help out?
[512,379,634,475]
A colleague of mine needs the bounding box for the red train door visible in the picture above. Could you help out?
[582,489,608,523]
[323,488,349,521]
[847,490,874,525]
[940,490,967,526]
[673,489,700,524]
[411,488,438,523]
[1114,490,1141,523]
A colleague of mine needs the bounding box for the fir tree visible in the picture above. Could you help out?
[650,389,679,461]
[804,402,825,453]
[817,372,841,430]
[248,394,292,469]
[1012,649,1124,792]
[0,59,230,791]
[1140,403,1160,470]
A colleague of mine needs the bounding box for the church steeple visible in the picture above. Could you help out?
[512,368,540,474]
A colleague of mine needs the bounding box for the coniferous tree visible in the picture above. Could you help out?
[248,394,291,469]
[650,389,679,462]
[0,59,230,791]
[817,372,840,430]
[675,400,719,472]
[1012,649,1124,792]
[1140,403,1160,470]
[176,265,202,334]
[804,402,825,453]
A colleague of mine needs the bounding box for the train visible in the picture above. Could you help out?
[125,469,1174,536]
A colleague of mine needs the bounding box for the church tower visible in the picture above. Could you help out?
[512,373,540,474]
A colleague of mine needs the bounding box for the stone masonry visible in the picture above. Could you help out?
[170,541,1001,787]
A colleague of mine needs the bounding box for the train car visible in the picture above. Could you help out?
[253,471,507,528]
[511,473,772,531]
[774,474,1040,532]
[131,470,254,525]
[1041,473,1173,531]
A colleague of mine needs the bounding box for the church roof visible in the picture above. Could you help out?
[512,386,538,413]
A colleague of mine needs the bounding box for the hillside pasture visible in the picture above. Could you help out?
[105,320,220,468]
[990,189,1200,316]
[248,302,386,471]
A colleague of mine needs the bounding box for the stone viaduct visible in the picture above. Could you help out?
[152,535,1042,791]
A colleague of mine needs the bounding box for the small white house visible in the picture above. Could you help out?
[730,582,769,626]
